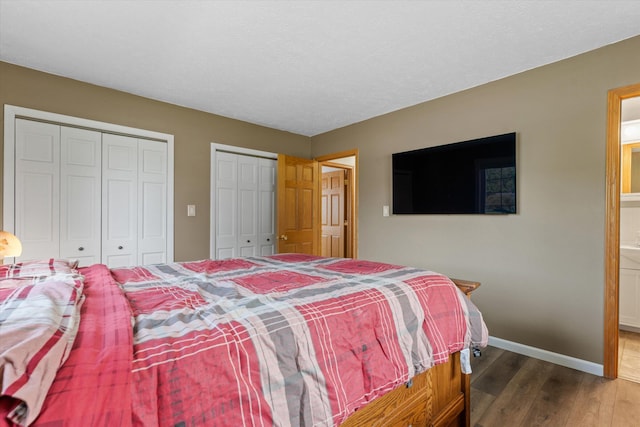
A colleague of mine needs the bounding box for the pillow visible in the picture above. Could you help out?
[0,259,79,280]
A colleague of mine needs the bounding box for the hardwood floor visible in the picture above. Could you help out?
[470,345,640,426]
[619,329,640,383]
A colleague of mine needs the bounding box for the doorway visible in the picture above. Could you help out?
[213,146,358,259]
[617,96,640,382]
[604,83,640,379]
[316,150,358,259]
[320,161,354,258]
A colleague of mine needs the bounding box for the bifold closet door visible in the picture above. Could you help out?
[15,120,102,265]
[14,119,60,260]
[215,151,239,258]
[60,126,102,265]
[237,154,259,257]
[102,134,138,267]
[138,139,168,265]
[102,134,168,267]
[214,152,276,259]
[13,115,169,268]
[258,158,276,256]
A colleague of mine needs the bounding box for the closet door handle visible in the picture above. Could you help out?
[78,246,84,251]
[118,246,123,250]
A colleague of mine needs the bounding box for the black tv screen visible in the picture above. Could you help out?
[392,132,516,214]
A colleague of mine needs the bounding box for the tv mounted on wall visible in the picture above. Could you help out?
[392,132,516,214]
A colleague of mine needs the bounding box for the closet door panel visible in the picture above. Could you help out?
[15,119,60,260]
[212,149,276,260]
[138,140,167,265]
[258,158,276,256]
[215,152,238,259]
[60,127,102,266]
[102,134,138,267]
[238,155,258,257]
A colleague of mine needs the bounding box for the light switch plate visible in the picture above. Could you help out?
[187,204,196,217]
[383,205,390,217]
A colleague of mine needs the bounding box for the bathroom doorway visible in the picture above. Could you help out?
[604,82,640,379]
[618,95,640,382]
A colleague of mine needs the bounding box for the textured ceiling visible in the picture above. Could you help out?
[1,0,640,136]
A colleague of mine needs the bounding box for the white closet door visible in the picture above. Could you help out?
[212,148,276,260]
[60,126,102,266]
[238,155,258,257]
[15,119,61,261]
[102,134,138,267]
[138,140,167,265]
[215,152,238,259]
[258,158,276,256]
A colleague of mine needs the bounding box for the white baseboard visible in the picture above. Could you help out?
[487,336,603,377]
[620,324,640,333]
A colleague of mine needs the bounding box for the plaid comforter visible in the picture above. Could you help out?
[0,255,488,426]
[115,254,488,427]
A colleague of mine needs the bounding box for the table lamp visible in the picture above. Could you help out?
[0,231,22,261]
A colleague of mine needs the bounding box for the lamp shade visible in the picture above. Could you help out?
[0,231,22,258]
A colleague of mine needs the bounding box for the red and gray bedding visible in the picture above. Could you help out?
[0,254,487,426]
[0,261,84,426]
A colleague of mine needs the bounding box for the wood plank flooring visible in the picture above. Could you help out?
[470,345,640,426]
[619,329,640,382]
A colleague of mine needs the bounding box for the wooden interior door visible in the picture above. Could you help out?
[277,154,320,254]
[321,169,345,257]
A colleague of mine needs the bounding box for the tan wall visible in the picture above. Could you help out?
[0,61,311,261]
[311,35,640,364]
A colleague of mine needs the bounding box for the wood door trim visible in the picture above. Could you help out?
[315,149,358,162]
[604,82,640,379]
[316,149,358,259]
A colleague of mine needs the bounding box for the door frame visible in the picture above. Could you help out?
[316,149,359,259]
[604,82,640,378]
[3,104,175,264]
[320,163,353,258]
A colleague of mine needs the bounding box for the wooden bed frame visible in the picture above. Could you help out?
[340,279,480,427]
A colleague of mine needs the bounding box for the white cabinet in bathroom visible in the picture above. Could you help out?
[620,268,640,329]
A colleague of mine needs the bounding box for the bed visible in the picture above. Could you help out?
[0,254,487,427]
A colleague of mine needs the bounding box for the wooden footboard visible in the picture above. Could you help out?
[340,352,469,427]
[340,278,479,427]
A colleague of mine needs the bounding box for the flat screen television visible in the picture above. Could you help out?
[392,132,516,214]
